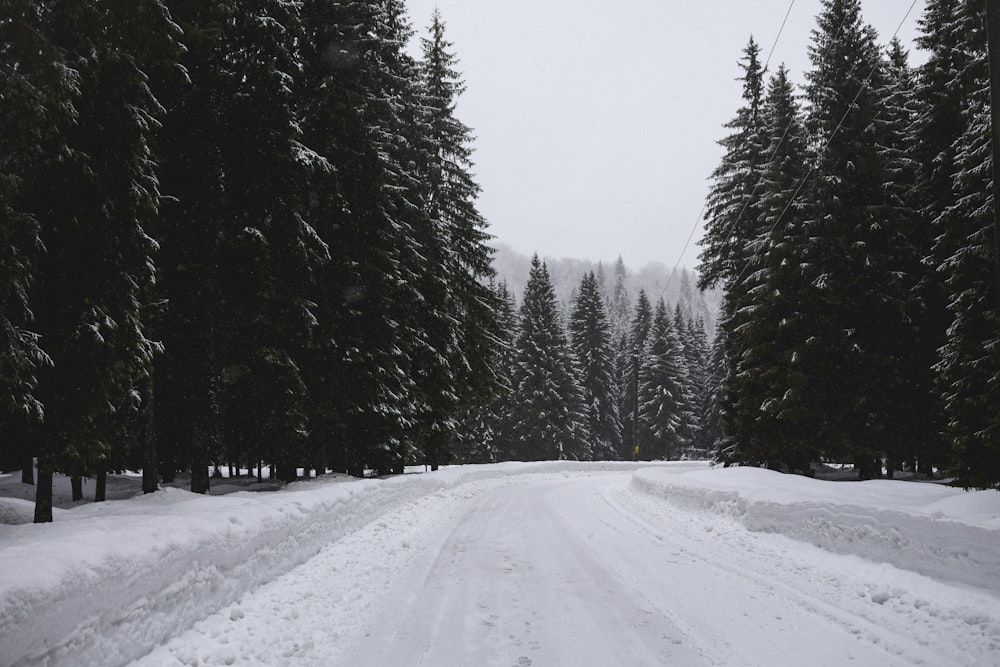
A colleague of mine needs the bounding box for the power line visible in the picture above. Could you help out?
[763,0,797,71]
[730,0,920,288]
[657,0,799,303]
[698,0,922,390]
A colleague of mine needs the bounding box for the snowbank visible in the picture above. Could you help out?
[0,461,653,667]
[631,466,1000,594]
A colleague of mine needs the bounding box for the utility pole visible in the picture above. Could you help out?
[632,349,639,462]
[987,0,1000,320]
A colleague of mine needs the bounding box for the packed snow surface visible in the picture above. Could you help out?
[1,462,998,666]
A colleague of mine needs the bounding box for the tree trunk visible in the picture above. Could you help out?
[142,377,158,494]
[71,475,83,501]
[21,453,34,485]
[95,469,107,502]
[191,426,210,494]
[34,469,53,523]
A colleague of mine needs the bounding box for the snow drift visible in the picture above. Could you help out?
[0,462,652,667]
[631,466,1000,594]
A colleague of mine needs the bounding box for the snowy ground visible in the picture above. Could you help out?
[1,462,998,666]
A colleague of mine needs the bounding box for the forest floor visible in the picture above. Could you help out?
[1,462,998,666]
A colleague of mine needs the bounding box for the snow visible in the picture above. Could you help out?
[1,462,998,667]
[632,466,1000,593]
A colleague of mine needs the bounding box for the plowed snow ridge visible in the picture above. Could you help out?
[631,466,1000,593]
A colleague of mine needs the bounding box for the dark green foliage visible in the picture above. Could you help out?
[0,0,67,467]
[704,0,1000,487]
[510,257,591,461]
[619,290,652,458]
[933,3,999,488]
[4,0,178,519]
[1,1,508,502]
[414,8,503,471]
[638,300,690,460]
[698,37,767,293]
[720,64,817,472]
[909,2,988,478]
[453,281,517,463]
[569,272,621,460]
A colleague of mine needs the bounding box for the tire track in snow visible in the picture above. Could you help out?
[608,481,999,666]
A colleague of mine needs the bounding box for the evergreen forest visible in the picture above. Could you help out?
[699,0,999,489]
[1,0,998,530]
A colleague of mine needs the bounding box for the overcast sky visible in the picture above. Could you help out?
[404,0,927,269]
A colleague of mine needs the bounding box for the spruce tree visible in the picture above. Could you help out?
[569,272,621,460]
[723,64,816,472]
[798,0,915,476]
[454,281,517,463]
[417,8,502,470]
[210,0,321,484]
[153,0,236,491]
[620,290,652,459]
[21,0,177,519]
[702,328,727,461]
[673,304,701,452]
[0,0,67,472]
[933,3,999,488]
[912,0,989,478]
[877,39,932,476]
[684,316,714,459]
[510,256,591,461]
[298,0,426,476]
[639,299,691,460]
[698,36,767,292]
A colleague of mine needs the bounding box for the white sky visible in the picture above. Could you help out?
[404,0,927,268]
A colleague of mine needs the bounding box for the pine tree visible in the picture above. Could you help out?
[620,290,653,459]
[907,0,985,475]
[0,0,67,473]
[798,0,916,476]
[877,39,933,476]
[673,304,702,451]
[417,8,502,470]
[639,299,691,460]
[933,3,999,488]
[698,36,767,292]
[298,0,426,476]
[911,0,989,478]
[153,0,236,491]
[569,272,621,460]
[510,256,591,461]
[21,0,178,519]
[607,256,632,347]
[702,327,727,461]
[209,0,322,484]
[723,64,816,472]
[454,281,516,463]
[685,315,714,459]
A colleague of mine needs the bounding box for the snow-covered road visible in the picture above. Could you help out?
[128,471,999,667]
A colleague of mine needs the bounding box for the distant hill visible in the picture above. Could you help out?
[491,243,723,336]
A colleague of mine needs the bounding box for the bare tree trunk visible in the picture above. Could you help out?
[34,469,53,523]
[21,453,34,485]
[142,377,158,494]
[71,475,83,501]
[95,469,107,502]
[191,424,210,494]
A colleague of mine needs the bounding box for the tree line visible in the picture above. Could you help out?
[452,256,719,465]
[0,0,503,521]
[699,0,999,488]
